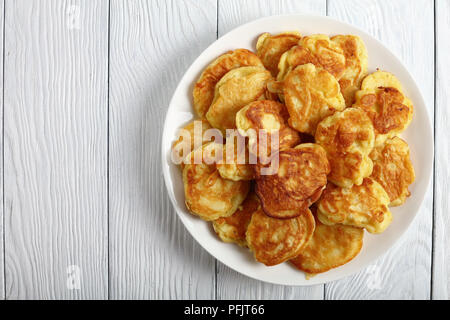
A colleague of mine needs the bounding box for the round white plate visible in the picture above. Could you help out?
[161,15,433,286]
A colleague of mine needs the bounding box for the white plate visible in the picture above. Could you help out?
[161,15,433,286]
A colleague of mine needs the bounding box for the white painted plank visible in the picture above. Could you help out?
[3,0,109,299]
[109,0,217,299]
[325,0,434,299]
[433,0,450,300]
[216,0,326,300]
[0,0,3,301]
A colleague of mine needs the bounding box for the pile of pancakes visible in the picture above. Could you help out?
[173,31,415,277]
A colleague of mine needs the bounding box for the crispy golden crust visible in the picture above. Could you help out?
[291,214,364,274]
[172,119,215,168]
[300,34,346,79]
[354,71,413,146]
[284,64,346,135]
[317,178,393,234]
[331,35,368,107]
[206,66,274,132]
[183,143,250,221]
[255,143,330,219]
[370,137,415,206]
[246,208,316,266]
[276,44,321,82]
[315,108,375,188]
[256,32,302,77]
[213,192,260,247]
[236,100,301,158]
[193,49,263,117]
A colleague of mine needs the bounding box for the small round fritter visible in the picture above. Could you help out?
[354,71,413,146]
[284,63,345,135]
[193,49,263,118]
[359,70,403,91]
[315,108,375,188]
[256,31,302,77]
[300,34,346,79]
[331,35,368,107]
[291,214,364,274]
[317,178,393,234]
[206,66,274,132]
[370,137,415,206]
[216,139,254,181]
[276,44,321,82]
[255,143,330,219]
[236,100,300,158]
[172,119,214,167]
[183,143,250,221]
[246,208,316,266]
[213,192,260,247]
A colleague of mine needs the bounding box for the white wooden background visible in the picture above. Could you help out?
[0,0,447,300]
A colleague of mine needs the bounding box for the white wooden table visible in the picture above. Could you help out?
[0,0,448,300]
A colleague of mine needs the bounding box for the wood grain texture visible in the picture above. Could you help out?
[109,0,217,299]
[433,0,450,300]
[216,0,326,300]
[325,0,434,299]
[0,0,3,301]
[3,0,109,299]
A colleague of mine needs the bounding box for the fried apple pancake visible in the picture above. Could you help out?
[370,137,415,206]
[317,178,393,234]
[193,49,263,117]
[276,44,321,83]
[246,208,315,266]
[354,71,413,146]
[331,35,368,106]
[255,143,330,219]
[213,192,260,247]
[183,143,250,221]
[315,108,375,188]
[291,213,363,274]
[206,66,274,132]
[300,34,347,79]
[256,32,302,77]
[275,34,368,105]
[236,100,300,159]
[284,63,346,135]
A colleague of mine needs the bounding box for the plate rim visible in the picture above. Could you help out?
[161,13,434,286]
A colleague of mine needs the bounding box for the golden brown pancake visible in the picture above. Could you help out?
[206,66,274,132]
[256,32,302,77]
[315,108,375,188]
[300,34,346,79]
[331,35,368,106]
[275,34,368,106]
[284,63,345,135]
[193,49,263,117]
[291,213,364,274]
[183,143,250,221]
[236,100,300,159]
[354,71,413,146]
[213,192,260,247]
[317,178,393,234]
[246,208,315,266]
[255,143,330,219]
[276,44,321,83]
[370,137,415,206]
